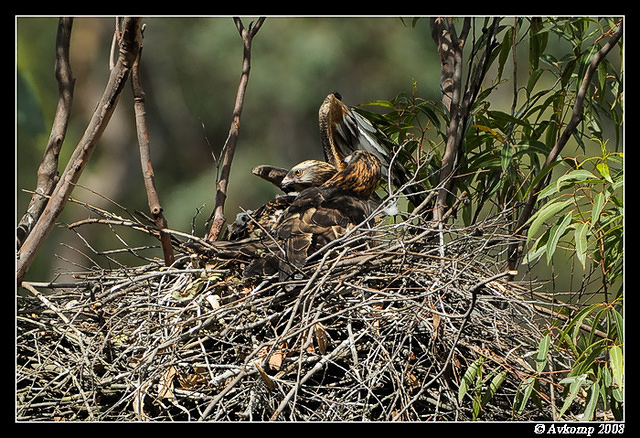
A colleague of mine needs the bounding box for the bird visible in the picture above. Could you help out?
[213,150,382,279]
[252,159,337,194]
[228,160,338,241]
[276,150,381,271]
[318,92,425,208]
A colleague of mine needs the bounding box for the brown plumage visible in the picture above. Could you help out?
[229,160,337,241]
[214,150,382,279]
[250,165,291,191]
[275,150,381,272]
[319,92,425,207]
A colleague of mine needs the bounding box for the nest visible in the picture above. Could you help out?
[17,200,563,422]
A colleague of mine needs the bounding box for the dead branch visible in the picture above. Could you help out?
[17,17,75,249]
[17,17,144,285]
[206,17,266,242]
[130,23,175,267]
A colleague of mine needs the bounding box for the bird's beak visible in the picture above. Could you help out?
[280,176,294,190]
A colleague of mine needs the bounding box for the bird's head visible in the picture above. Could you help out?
[280,160,337,193]
[323,150,381,198]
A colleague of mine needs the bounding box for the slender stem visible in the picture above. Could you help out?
[17,17,143,284]
[131,24,175,266]
[206,17,265,242]
[17,17,75,249]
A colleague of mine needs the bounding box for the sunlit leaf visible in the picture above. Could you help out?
[574,222,589,268]
[546,212,572,264]
[583,380,599,421]
[535,334,551,373]
[527,198,574,239]
[609,345,623,390]
[558,374,588,418]
[591,191,607,225]
[458,358,482,402]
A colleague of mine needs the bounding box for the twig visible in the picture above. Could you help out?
[17,17,75,249]
[130,22,175,266]
[17,17,144,284]
[392,269,516,420]
[206,17,266,242]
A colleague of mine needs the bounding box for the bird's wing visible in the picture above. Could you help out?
[323,93,426,208]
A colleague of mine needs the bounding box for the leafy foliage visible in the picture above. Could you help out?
[356,17,623,420]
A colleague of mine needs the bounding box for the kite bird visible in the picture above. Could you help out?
[319,92,425,208]
[252,159,337,194]
[228,159,337,240]
[214,150,381,279]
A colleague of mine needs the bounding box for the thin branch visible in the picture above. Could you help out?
[430,17,498,222]
[17,17,75,249]
[507,20,623,273]
[206,17,266,242]
[17,17,144,285]
[131,23,175,266]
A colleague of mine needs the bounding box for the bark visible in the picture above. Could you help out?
[17,17,144,284]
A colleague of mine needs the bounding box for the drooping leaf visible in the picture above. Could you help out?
[458,358,482,402]
[609,345,623,390]
[535,334,551,373]
[527,198,574,239]
[574,222,589,268]
[546,212,572,264]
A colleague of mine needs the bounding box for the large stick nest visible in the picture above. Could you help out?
[17,201,564,422]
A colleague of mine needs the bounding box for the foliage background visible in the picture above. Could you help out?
[17,16,445,281]
[16,16,623,421]
[17,16,621,293]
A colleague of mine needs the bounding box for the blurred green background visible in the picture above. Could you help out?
[17,16,444,282]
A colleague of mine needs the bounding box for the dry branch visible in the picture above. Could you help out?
[130,24,175,267]
[17,18,75,249]
[206,17,266,242]
[17,17,144,284]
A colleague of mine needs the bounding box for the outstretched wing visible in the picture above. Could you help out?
[319,92,426,207]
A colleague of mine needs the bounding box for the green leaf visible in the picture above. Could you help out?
[609,345,623,390]
[556,169,600,189]
[458,358,482,402]
[546,212,572,264]
[516,376,536,415]
[583,381,599,421]
[558,374,588,418]
[535,334,551,373]
[501,143,514,170]
[527,198,574,239]
[522,244,547,265]
[481,370,507,407]
[596,162,614,183]
[591,191,607,225]
[574,222,589,268]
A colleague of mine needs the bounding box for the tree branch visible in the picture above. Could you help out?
[430,17,498,222]
[206,17,265,242]
[131,23,175,266]
[17,17,75,249]
[17,17,144,285]
[507,20,623,273]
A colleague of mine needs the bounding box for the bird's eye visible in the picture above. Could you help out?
[295,170,302,177]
